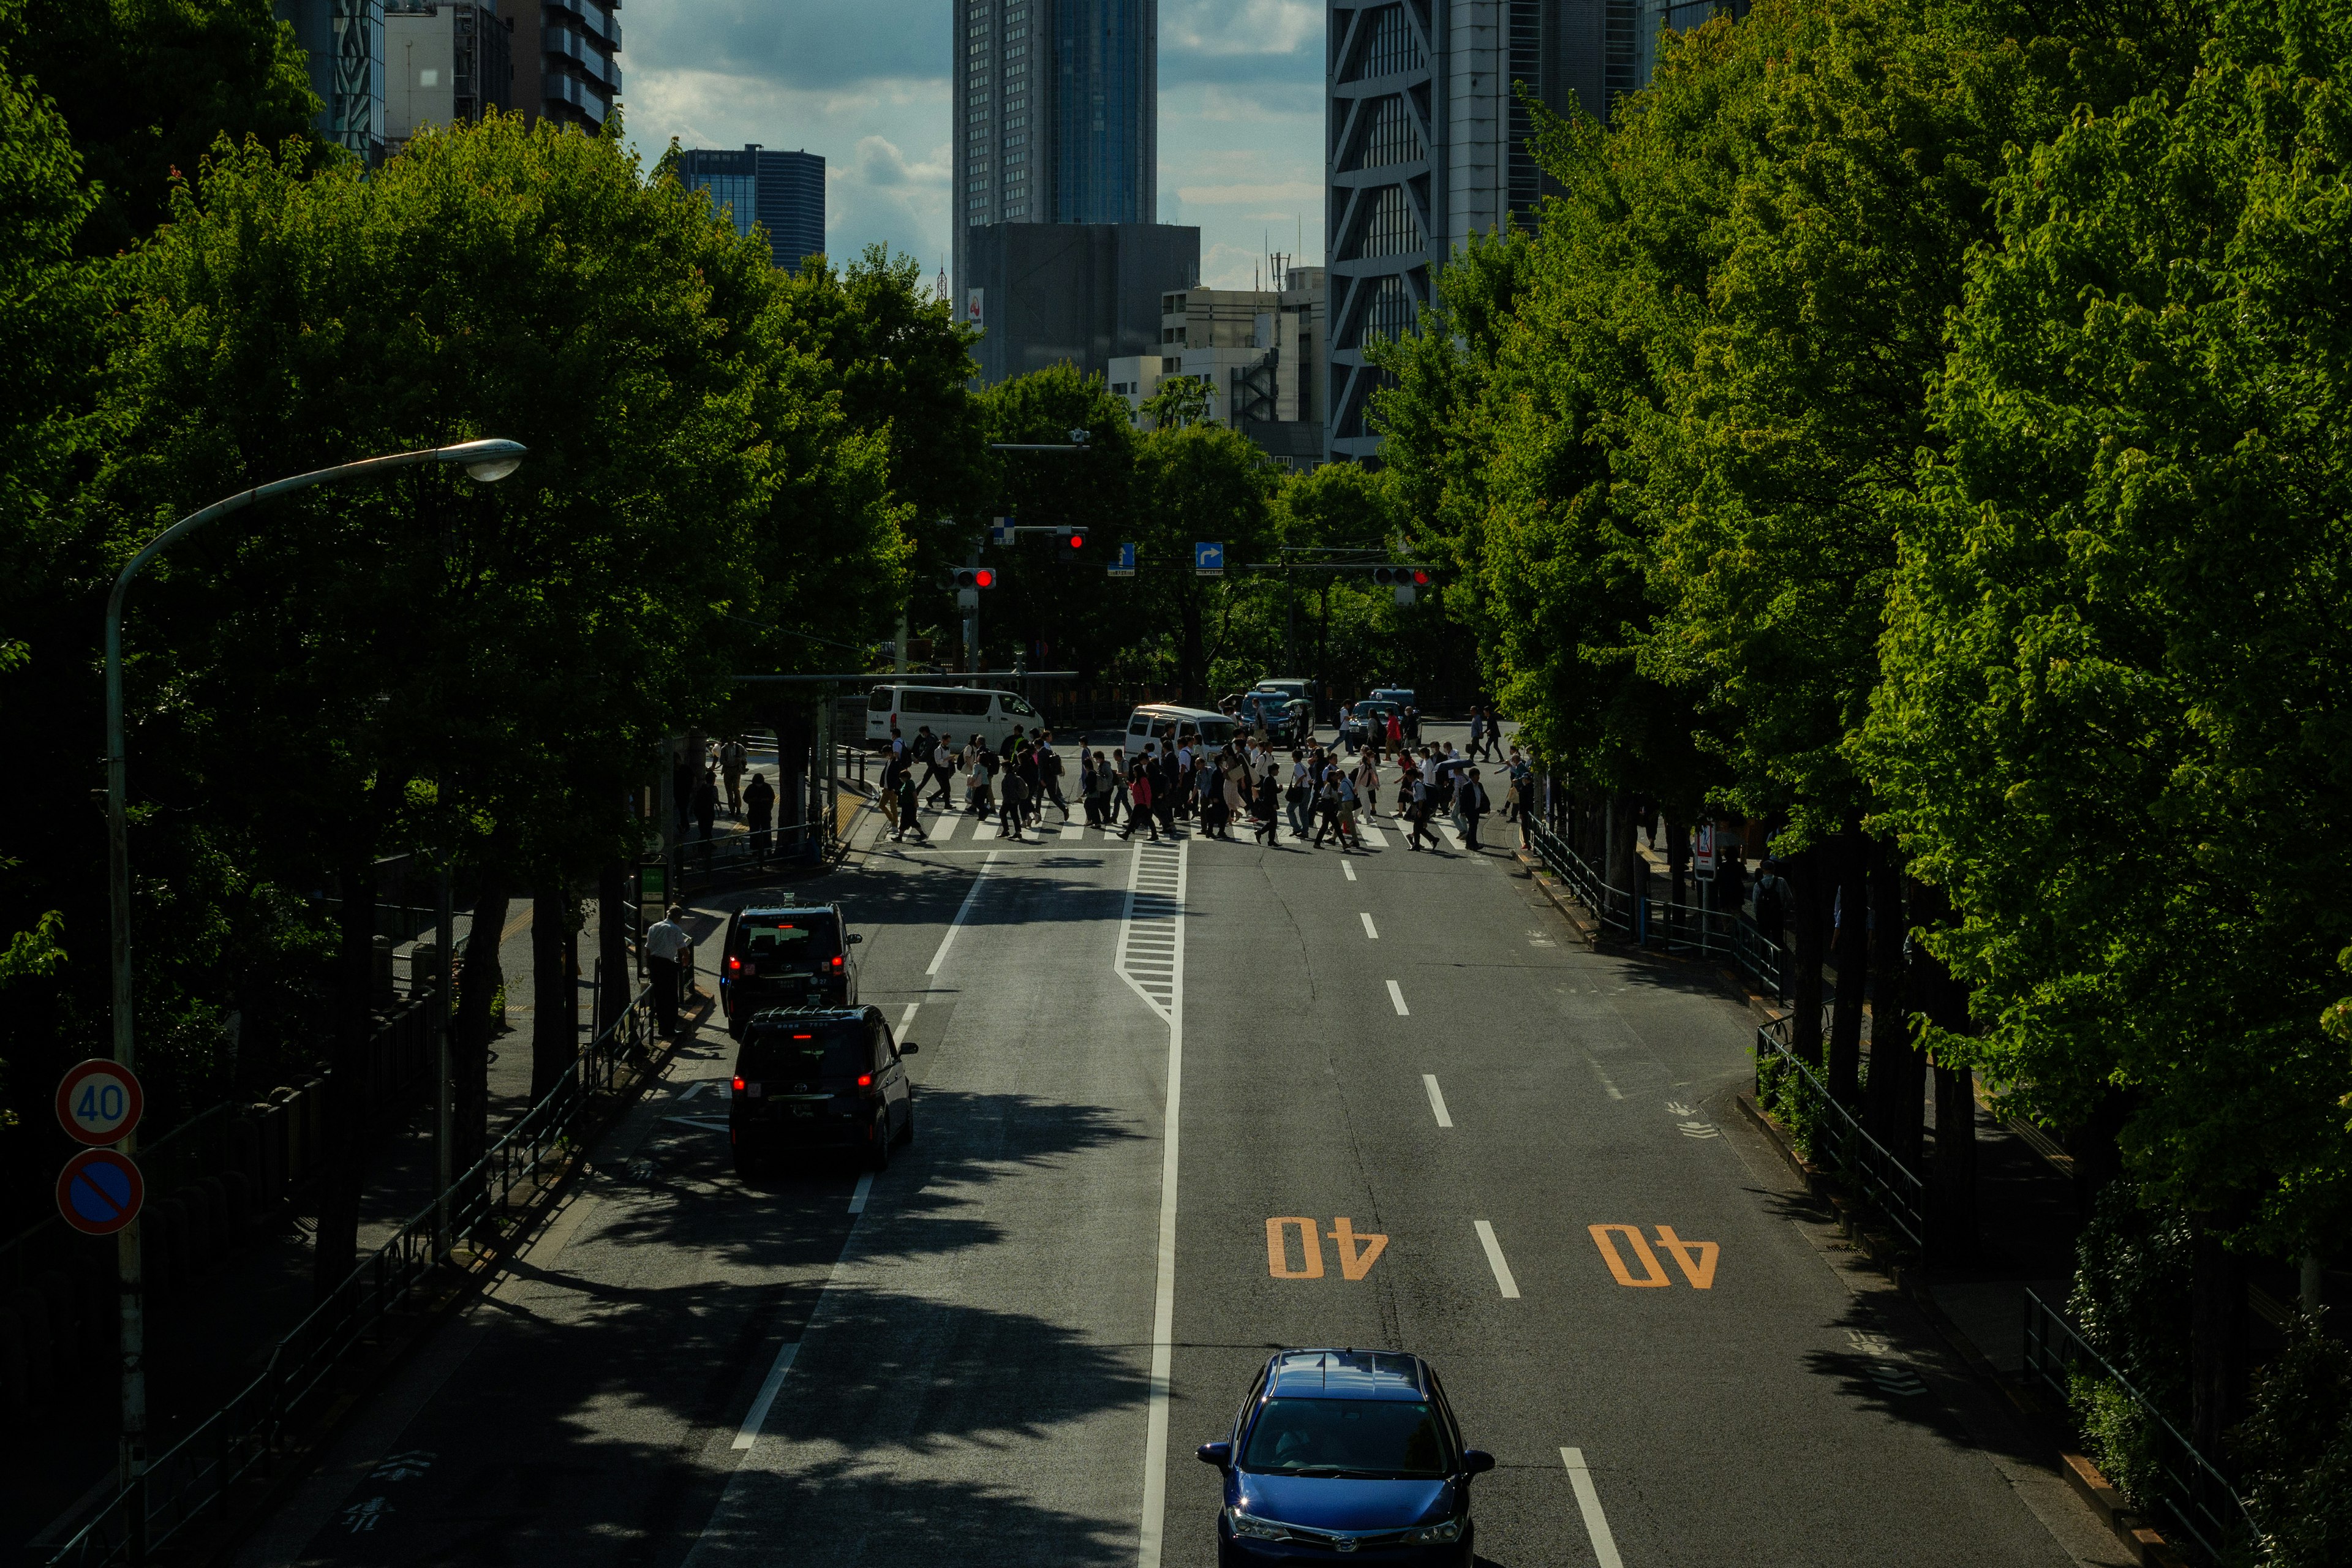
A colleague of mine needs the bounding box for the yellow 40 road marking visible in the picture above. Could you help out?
[1589,1224,1718,1289]
[1266,1217,1390,1281]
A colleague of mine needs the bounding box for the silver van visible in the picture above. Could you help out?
[1124,704,1238,755]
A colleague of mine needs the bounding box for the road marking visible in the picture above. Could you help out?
[1342,861,1357,882]
[674,1080,710,1101]
[730,1341,801,1450]
[1267,1217,1324,1279]
[1134,838,1189,1568]
[1329,1218,1388,1280]
[1356,822,1389,848]
[1474,1220,1520,1298]
[897,1002,919,1035]
[1387,979,1409,1016]
[924,848,1000,975]
[848,1173,873,1214]
[1422,1074,1453,1127]
[1436,821,1466,851]
[1656,1225,1719,1287]
[1590,1223,1671,1287]
[1587,1055,1624,1100]
[1559,1448,1625,1568]
[928,810,959,842]
[1360,913,1379,940]
[661,1115,734,1133]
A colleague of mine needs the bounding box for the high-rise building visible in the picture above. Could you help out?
[962,222,1197,386]
[1324,1,1597,461]
[500,0,621,130]
[277,0,388,159]
[676,146,827,273]
[952,0,1159,310]
[1110,265,1328,469]
[385,1,513,146]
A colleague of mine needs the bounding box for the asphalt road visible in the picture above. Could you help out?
[236,731,2128,1568]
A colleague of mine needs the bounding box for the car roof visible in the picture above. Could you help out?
[1263,1349,1431,1401]
[744,1005,873,1028]
[1131,704,1230,721]
[735,905,838,919]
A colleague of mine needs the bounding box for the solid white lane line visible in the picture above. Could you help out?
[1423,1075,1453,1128]
[924,848,1000,975]
[848,1173,873,1214]
[1475,1220,1521,1298]
[1343,861,1357,882]
[731,1341,801,1450]
[1559,1448,1625,1568]
[897,1002,919,1035]
[1387,979,1409,1016]
[1361,913,1380,940]
[1136,840,1189,1568]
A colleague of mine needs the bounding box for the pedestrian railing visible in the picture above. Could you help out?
[1751,1015,1929,1256]
[50,988,656,1567]
[1521,820,1790,1000]
[2019,1291,2258,1562]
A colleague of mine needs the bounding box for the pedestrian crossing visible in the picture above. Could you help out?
[876,809,1497,854]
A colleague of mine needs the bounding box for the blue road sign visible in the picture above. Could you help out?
[1110,542,1137,578]
[57,1147,143,1236]
[1195,541,1224,577]
[991,518,1016,545]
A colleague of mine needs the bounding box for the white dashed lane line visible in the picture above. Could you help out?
[1474,1221,1520,1298]
[1361,913,1379,940]
[1560,1448,1625,1568]
[1422,1075,1452,1128]
[1387,980,1409,1016]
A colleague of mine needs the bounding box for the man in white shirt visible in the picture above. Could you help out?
[646,906,695,1037]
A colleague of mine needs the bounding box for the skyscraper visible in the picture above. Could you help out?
[676,146,827,273]
[953,0,1159,308]
[500,0,621,130]
[1324,1,1599,461]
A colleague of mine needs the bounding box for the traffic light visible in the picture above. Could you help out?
[952,567,999,590]
[1373,564,1431,605]
[1055,527,1088,563]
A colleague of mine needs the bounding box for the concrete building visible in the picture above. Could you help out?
[1110,264,1327,469]
[500,0,620,130]
[1324,0,1593,461]
[953,0,1159,313]
[963,221,1197,386]
[278,0,387,159]
[384,1,513,146]
[676,146,827,273]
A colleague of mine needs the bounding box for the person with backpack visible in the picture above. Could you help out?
[997,764,1028,840]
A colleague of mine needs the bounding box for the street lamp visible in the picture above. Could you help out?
[100,437,522,1509]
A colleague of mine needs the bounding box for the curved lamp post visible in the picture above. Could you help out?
[100,437,523,1510]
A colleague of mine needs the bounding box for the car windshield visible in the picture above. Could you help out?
[733,916,841,971]
[1188,719,1237,744]
[737,1024,865,1082]
[1240,1398,1451,1479]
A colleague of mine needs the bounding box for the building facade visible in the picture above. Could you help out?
[500,0,620,130]
[1324,0,1596,461]
[1110,265,1328,469]
[676,146,827,273]
[963,222,1197,386]
[279,0,388,159]
[384,1,513,146]
[953,0,1158,310]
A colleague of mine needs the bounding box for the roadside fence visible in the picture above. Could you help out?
[49,987,657,1567]
[2019,1291,2258,1562]
[1521,819,1790,1000]
[1751,1014,1929,1257]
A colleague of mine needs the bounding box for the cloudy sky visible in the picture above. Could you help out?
[620,0,1324,290]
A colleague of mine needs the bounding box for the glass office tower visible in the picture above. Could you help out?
[677,145,827,273]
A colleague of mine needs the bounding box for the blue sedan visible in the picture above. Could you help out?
[1196,1349,1494,1564]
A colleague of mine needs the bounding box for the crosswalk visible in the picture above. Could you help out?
[873,809,1493,853]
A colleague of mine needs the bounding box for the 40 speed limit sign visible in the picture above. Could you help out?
[56,1058,145,1147]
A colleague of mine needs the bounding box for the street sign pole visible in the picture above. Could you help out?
[435,865,454,1262]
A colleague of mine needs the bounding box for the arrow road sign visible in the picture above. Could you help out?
[57,1148,144,1235]
[1195,541,1224,577]
[1110,542,1136,578]
[56,1058,143,1147]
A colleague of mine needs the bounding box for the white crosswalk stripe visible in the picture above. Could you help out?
[927,810,959,842]
[1357,821,1389,849]
[1436,821,1466,851]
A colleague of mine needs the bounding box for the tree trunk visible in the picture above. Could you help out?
[598,858,631,1035]
[2070,1087,2132,1218]
[530,882,574,1104]
[1789,845,1827,1068]
[1863,842,1922,1169]
[451,875,510,1208]
[1912,882,1977,1260]
[1826,828,1870,1107]
[311,853,380,1303]
[2190,1210,2249,1474]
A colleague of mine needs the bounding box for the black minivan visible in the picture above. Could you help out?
[729,1008,916,1175]
[720,904,862,1038]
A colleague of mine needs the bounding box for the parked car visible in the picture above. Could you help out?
[728,1006,916,1175]
[1196,1349,1493,1565]
[720,903,862,1038]
[1343,698,1403,749]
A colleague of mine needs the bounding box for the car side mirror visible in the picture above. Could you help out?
[1462,1450,1496,1476]
[899,1041,919,1055]
[1196,1442,1232,1468]
[847,933,864,944]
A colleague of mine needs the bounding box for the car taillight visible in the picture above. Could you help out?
[727,956,741,974]
[831,954,844,970]
[731,1076,745,1093]
[856,1072,873,1088]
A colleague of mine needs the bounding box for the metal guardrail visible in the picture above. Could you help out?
[50,988,657,1567]
[2020,1290,2258,1562]
[1521,819,1790,1000]
[1751,1014,1929,1256]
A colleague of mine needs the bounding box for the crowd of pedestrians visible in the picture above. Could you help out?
[871,716,1535,856]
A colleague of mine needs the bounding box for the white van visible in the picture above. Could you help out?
[1124,703,1239,755]
[867,684,1042,750]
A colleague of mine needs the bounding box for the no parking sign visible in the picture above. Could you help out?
[57,1148,144,1236]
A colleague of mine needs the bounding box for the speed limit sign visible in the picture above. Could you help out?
[56,1059,144,1147]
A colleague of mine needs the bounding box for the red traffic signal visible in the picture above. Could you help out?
[1411,569,1430,586]
[952,568,1000,590]
[1065,532,1085,551]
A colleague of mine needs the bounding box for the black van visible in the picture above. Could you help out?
[728,1008,917,1175]
[720,904,862,1038]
